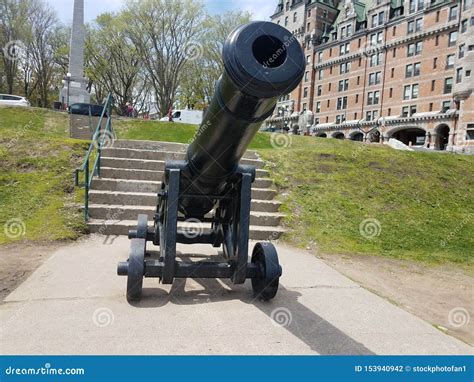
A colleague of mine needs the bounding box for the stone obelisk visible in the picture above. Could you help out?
[60,0,90,106]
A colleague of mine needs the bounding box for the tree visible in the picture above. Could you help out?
[86,12,144,115]
[125,0,206,116]
[177,10,251,109]
[0,0,31,94]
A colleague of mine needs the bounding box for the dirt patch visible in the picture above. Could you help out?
[0,242,63,302]
[319,252,474,346]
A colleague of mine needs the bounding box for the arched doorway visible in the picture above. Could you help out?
[332,132,345,140]
[435,125,450,150]
[316,133,327,138]
[350,132,364,141]
[391,128,426,147]
[368,129,380,143]
[292,124,300,135]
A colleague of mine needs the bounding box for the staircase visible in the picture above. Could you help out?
[87,140,285,240]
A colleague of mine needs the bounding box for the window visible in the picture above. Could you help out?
[407,20,415,34]
[336,96,348,110]
[318,69,323,80]
[317,85,322,96]
[370,53,383,67]
[293,12,297,22]
[466,124,474,140]
[393,48,396,58]
[367,91,380,105]
[405,63,420,77]
[355,94,359,103]
[357,75,360,85]
[466,70,471,77]
[402,106,417,117]
[435,35,439,46]
[327,99,330,107]
[323,10,328,19]
[303,87,308,98]
[403,84,419,100]
[449,5,458,21]
[393,26,396,36]
[366,110,379,121]
[304,71,309,82]
[307,9,311,17]
[339,42,350,55]
[285,1,289,11]
[459,44,465,59]
[347,24,352,36]
[449,31,457,47]
[415,18,423,32]
[338,79,349,91]
[369,72,381,85]
[444,77,453,93]
[391,68,395,78]
[330,66,333,74]
[456,68,463,83]
[407,41,422,56]
[307,22,310,31]
[429,103,433,111]
[318,51,323,63]
[302,103,307,112]
[433,57,438,69]
[461,19,468,33]
[328,83,332,91]
[306,55,310,64]
[341,26,346,39]
[431,80,435,91]
[285,17,288,26]
[371,14,377,28]
[378,12,385,26]
[388,108,391,116]
[389,88,393,98]
[446,54,455,69]
[340,62,350,74]
[335,114,346,124]
[442,101,451,113]
[316,102,321,113]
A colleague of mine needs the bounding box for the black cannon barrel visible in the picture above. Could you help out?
[180,21,305,217]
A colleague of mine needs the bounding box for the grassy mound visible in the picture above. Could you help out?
[258,136,473,267]
[0,106,88,244]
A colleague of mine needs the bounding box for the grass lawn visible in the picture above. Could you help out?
[257,136,473,267]
[0,106,88,244]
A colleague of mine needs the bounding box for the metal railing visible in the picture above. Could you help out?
[74,94,114,221]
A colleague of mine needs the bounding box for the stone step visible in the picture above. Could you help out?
[101,148,265,168]
[88,204,285,226]
[89,189,277,206]
[88,219,285,240]
[98,167,274,190]
[100,157,270,177]
[111,140,260,160]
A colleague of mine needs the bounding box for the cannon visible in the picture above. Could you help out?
[117,21,305,301]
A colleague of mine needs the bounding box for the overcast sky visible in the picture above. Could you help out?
[45,0,276,24]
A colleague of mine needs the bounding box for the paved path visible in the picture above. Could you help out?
[1,235,472,355]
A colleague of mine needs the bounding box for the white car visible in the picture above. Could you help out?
[0,94,30,107]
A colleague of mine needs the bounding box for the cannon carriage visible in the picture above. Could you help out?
[117,21,305,301]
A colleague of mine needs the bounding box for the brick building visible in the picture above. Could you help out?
[266,0,473,153]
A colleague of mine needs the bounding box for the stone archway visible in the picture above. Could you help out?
[292,124,300,135]
[368,129,380,143]
[316,132,327,138]
[332,132,345,140]
[391,128,426,147]
[349,131,364,141]
[435,124,450,151]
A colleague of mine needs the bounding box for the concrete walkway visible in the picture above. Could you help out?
[1,235,472,355]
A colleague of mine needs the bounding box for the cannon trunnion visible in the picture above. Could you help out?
[117,21,305,302]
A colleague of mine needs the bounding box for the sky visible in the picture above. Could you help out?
[45,0,277,24]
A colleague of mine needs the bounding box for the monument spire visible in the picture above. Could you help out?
[60,0,90,106]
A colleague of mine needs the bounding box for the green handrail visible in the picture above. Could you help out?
[74,94,115,221]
